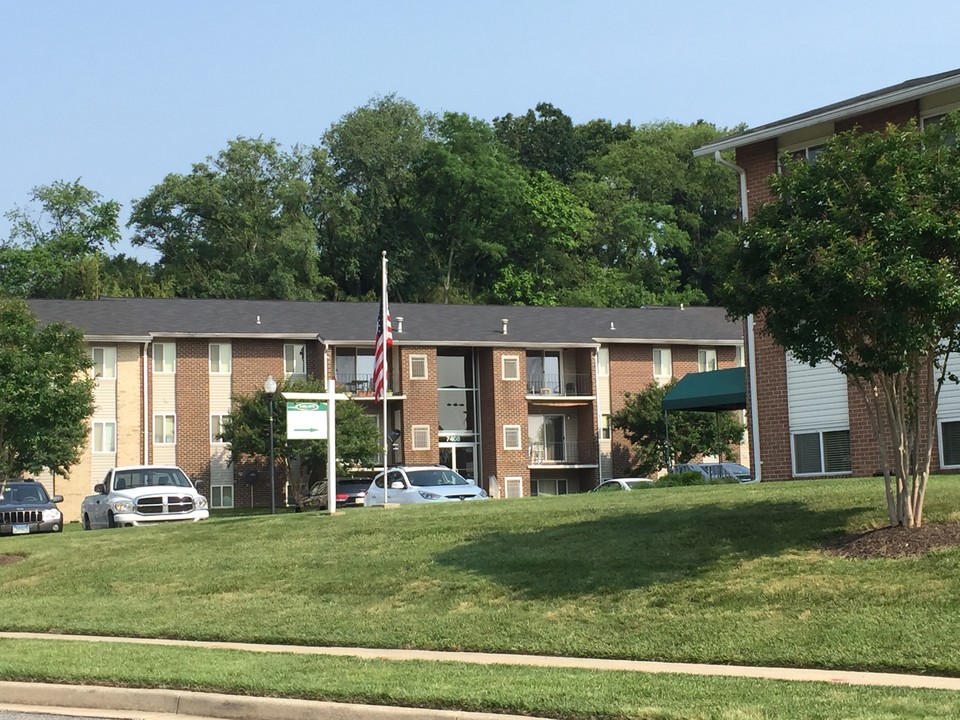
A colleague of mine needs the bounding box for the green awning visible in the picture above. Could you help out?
[661,367,746,412]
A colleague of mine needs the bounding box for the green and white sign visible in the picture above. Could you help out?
[286,401,328,440]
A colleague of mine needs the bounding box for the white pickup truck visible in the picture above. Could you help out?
[80,465,209,529]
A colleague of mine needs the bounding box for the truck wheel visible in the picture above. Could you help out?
[107,512,117,529]
[82,514,91,531]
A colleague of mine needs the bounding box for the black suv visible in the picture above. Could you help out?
[0,481,64,535]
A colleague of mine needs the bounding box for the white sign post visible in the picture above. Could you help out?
[283,379,344,514]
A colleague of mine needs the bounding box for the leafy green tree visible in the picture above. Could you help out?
[319,95,433,299]
[720,114,960,528]
[219,377,379,506]
[0,299,95,480]
[1,180,122,298]
[130,137,330,299]
[612,380,744,475]
[493,102,580,181]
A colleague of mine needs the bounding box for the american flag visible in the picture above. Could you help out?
[374,295,392,402]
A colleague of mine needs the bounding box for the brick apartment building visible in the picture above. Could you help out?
[27,298,742,522]
[694,68,960,481]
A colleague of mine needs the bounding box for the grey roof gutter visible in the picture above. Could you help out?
[693,69,960,157]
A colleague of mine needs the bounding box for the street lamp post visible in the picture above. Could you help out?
[264,375,277,515]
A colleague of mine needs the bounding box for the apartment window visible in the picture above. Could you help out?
[698,348,717,373]
[211,414,228,444]
[793,430,851,475]
[736,344,745,368]
[940,421,960,467]
[154,414,176,445]
[284,343,306,376]
[527,350,561,394]
[503,425,522,450]
[209,343,232,374]
[411,425,431,450]
[335,348,375,389]
[153,343,175,374]
[601,414,611,440]
[533,478,568,497]
[598,347,609,377]
[653,348,672,382]
[211,485,234,509]
[409,355,428,380]
[91,347,116,379]
[92,421,116,453]
[502,355,520,381]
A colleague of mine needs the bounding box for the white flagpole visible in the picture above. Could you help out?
[381,251,389,505]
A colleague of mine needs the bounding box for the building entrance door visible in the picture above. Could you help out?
[439,442,477,482]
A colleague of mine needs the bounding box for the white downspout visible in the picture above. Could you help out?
[713,151,762,482]
[142,341,150,464]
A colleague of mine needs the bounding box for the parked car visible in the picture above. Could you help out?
[0,481,63,535]
[81,465,209,529]
[590,478,654,492]
[672,462,755,483]
[363,466,489,505]
[300,477,370,510]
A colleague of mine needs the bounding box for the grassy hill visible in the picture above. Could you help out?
[3,476,960,718]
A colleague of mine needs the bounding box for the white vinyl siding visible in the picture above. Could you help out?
[786,353,850,475]
[936,354,960,467]
[786,354,848,431]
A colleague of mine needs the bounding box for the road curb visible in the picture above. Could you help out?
[0,681,548,720]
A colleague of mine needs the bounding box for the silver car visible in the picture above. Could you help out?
[363,466,489,505]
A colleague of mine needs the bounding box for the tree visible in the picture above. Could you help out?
[612,380,744,475]
[720,114,960,528]
[129,137,330,299]
[493,102,580,181]
[219,377,379,506]
[1,180,122,298]
[0,299,95,480]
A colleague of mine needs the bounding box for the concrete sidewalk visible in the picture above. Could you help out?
[2,631,960,720]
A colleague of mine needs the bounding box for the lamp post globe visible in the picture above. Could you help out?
[264,375,277,514]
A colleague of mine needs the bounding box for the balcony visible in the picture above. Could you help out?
[526,373,592,397]
[527,440,599,467]
[335,373,402,400]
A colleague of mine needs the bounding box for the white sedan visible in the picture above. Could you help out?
[363,466,488,505]
[590,478,654,492]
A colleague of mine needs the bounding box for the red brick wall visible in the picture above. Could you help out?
[480,348,530,496]
[175,340,212,485]
[399,346,438,465]
[835,101,919,134]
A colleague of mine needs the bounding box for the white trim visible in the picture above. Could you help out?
[209,342,232,375]
[409,354,428,380]
[411,425,431,450]
[501,355,520,381]
[92,421,117,454]
[153,414,177,445]
[503,425,522,450]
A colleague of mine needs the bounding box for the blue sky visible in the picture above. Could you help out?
[3,1,960,259]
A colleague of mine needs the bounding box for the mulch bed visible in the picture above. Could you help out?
[0,554,25,566]
[824,522,960,559]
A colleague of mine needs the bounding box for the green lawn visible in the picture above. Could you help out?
[3,475,960,718]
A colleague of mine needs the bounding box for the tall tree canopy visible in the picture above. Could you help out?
[721,114,960,528]
[0,299,95,479]
[129,137,329,299]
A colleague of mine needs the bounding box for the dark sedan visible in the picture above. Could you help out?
[0,481,64,535]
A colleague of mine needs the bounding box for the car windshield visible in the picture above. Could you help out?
[113,468,191,490]
[0,484,50,503]
[406,469,469,487]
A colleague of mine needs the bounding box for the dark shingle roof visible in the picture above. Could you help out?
[27,298,740,347]
[694,67,960,157]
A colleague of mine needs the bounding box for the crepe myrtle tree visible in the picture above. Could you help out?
[219,376,379,507]
[721,113,960,528]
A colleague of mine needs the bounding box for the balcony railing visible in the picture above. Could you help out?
[527,373,592,396]
[527,440,598,466]
[336,373,375,395]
